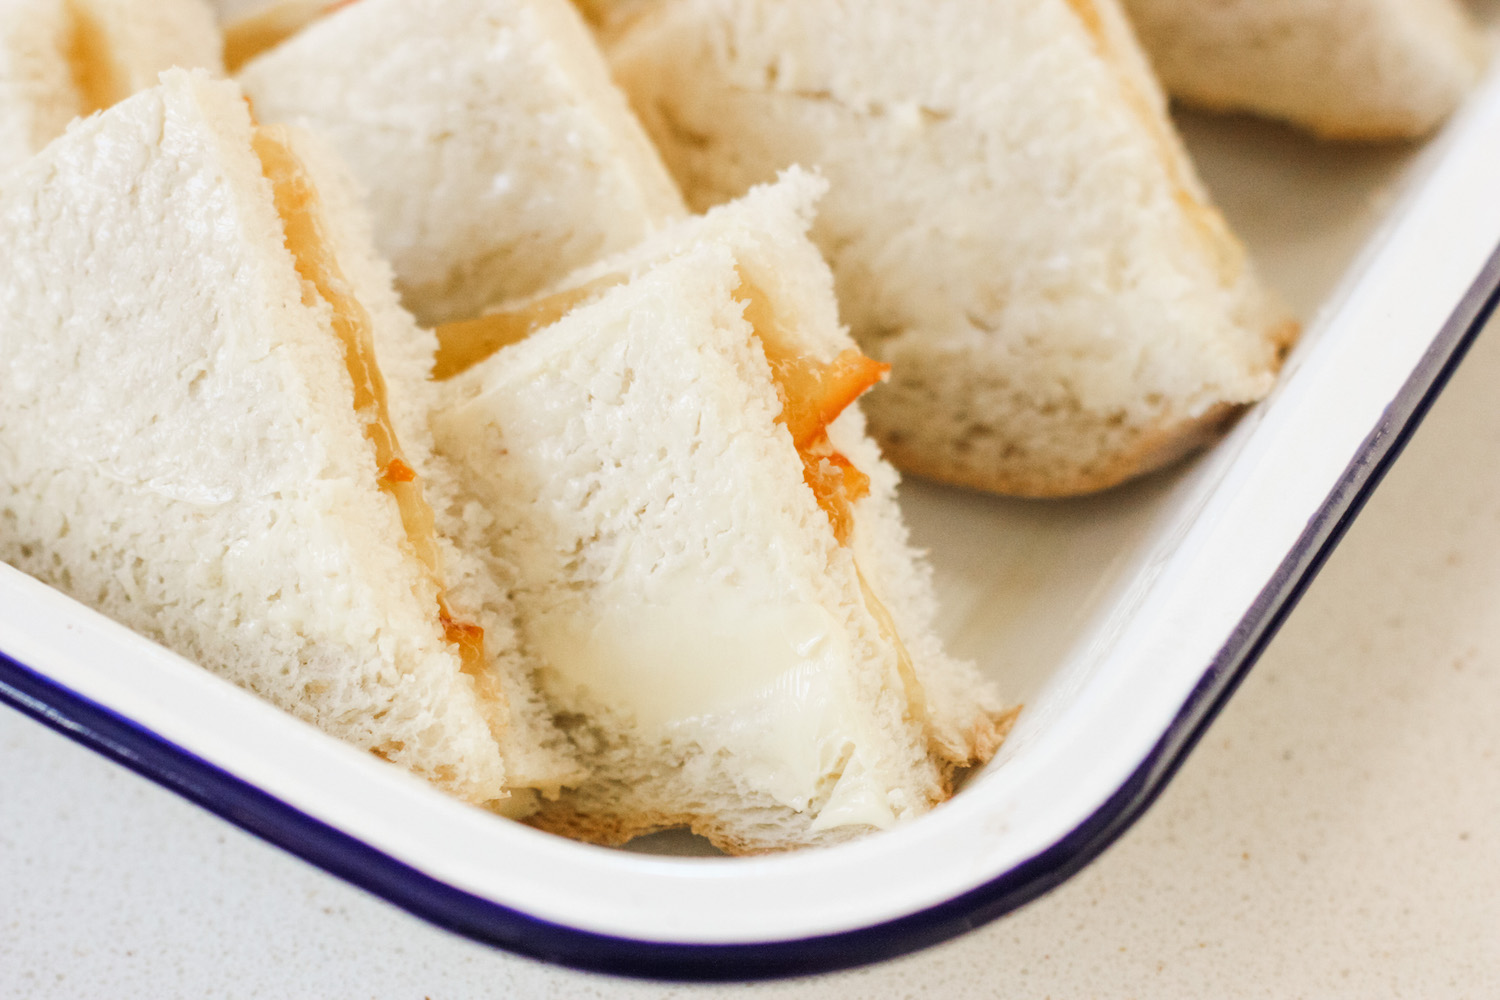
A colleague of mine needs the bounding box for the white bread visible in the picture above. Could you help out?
[605,0,1297,497]
[433,173,1012,852]
[0,0,222,174]
[0,70,521,803]
[235,0,686,326]
[1121,0,1487,140]
[277,124,587,800]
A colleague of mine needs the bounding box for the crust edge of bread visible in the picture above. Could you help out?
[525,706,1021,854]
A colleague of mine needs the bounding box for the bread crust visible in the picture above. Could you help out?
[878,402,1239,498]
[1164,88,1470,144]
[1121,0,1486,141]
[0,72,511,802]
[525,706,1021,855]
[606,0,1299,500]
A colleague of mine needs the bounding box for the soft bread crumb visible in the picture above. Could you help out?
[435,176,1011,852]
[237,0,685,326]
[0,71,510,802]
[606,0,1297,497]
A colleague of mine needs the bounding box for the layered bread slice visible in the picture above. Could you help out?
[0,69,582,804]
[0,0,222,173]
[603,0,1297,497]
[1121,0,1486,140]
[272,113,587,803]
[432,173,1013,852]
[233,0,686,326]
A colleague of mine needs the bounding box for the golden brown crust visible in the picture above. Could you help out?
[960,703,1021,768]
[525,803,688,849]
[1169,88,1445,143]
[878,401,1236,498]
[878,317,1299,498]
[526,803,855,855]
[928,704,1023,805]
[526,703,1022,855]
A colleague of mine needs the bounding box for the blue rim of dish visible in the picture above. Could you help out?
[3,242,1499,984]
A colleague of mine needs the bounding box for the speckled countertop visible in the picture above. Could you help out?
[5,294,1500,997]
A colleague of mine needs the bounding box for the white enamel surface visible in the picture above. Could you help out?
[5,54,1500,950]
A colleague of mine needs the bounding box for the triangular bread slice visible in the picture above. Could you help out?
[0,69,583,804]
[603,0,1297,497]
[274,118,588,803]
[232,0,686,327]
[1121,0,1486,140]
[0,0,222,174]
[432,173,1013,852]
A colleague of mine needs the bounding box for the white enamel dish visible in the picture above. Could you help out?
[4,46,1500,983]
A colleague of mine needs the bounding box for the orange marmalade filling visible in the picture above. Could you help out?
[733,277,888,545]
[252,125,484,670]
[434,273,888,545]
[64,0,130,116]
[224,0,359,73]
[432,274,626,381]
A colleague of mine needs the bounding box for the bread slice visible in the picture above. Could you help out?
[0,69,570,805]
[1121,0,1486,140]
[0,0,222,174]
[603,0,1296,498]
[274,121,587,803]
[432,173,1013,852]
[234,0,686,327]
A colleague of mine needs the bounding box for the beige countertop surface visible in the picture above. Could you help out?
[5,302,1500,997]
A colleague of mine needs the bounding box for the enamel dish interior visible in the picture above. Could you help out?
[4,31,1500,976]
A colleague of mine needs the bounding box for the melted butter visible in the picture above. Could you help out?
[812,756,900,832]
[733,275,886,544]
[252,125,484,672]
[527,567,896,827]
[533,579,842,731]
